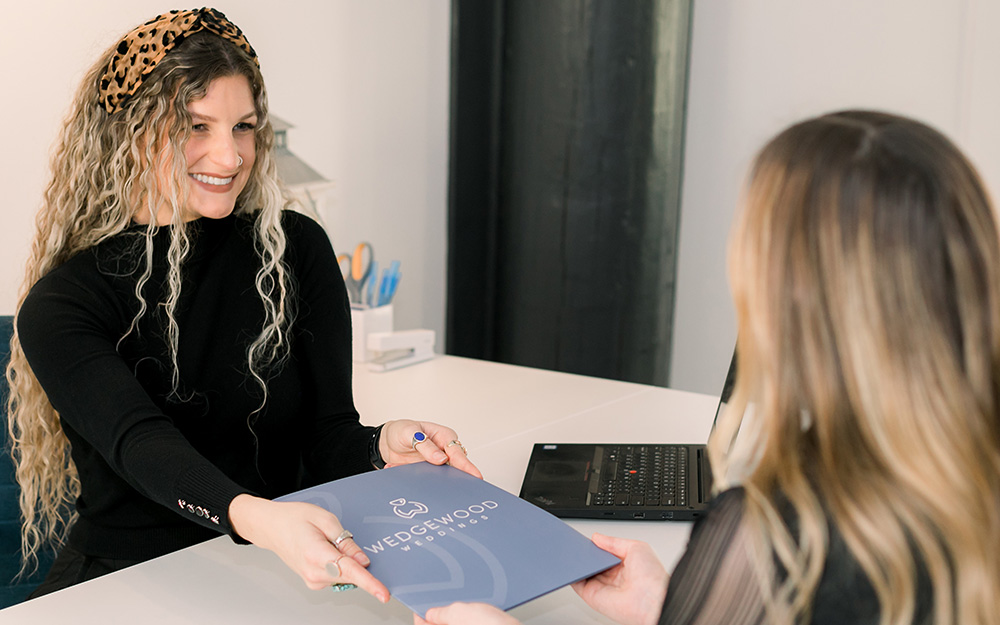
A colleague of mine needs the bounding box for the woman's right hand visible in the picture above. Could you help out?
[571,534,669,625]
[228,494,390,603]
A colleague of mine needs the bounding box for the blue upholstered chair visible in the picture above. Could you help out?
[1,315,55,608]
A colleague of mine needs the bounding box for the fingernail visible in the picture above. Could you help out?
[379,592,389,603]
[354,552,371,566]
[433,451,447,463]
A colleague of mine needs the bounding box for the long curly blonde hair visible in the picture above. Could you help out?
[5,30,295,573]
[711,110,1000,624]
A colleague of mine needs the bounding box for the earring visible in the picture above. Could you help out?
[237,156,244,167]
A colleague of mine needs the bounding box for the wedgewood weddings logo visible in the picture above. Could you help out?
[363,498,500,554]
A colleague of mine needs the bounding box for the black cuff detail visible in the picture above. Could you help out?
[369,423,386,469]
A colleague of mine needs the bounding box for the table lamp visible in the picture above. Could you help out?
[271,114,334,219]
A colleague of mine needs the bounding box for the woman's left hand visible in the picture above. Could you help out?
[379,420,482,478]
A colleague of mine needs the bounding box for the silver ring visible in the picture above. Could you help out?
[411,431,428,451]
[333,529,353,547]
[325,555,347,578]
[447,440,468,455]
[237,155,244,167]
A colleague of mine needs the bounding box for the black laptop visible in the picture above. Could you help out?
[518,352,737,521]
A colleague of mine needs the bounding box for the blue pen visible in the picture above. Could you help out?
[376,268,391,307]
[384,261,401,305]
[365,260,378,308]
[375,261,401,307]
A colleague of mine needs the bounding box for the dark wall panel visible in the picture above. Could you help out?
[447,0,692,386]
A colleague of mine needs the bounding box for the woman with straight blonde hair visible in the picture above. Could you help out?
[420,111,1000,625]
[6,8,479,601]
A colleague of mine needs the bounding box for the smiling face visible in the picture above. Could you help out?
[181,74,258,222]
[138,74,258,225]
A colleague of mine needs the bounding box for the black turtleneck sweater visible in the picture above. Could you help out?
[18,210,373,561]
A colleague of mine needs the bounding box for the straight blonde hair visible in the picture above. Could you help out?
[711,110,1000,624]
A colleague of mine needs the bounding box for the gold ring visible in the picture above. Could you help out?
[447,440,468,455]
[325,555,347,578]
[333,529,353,547]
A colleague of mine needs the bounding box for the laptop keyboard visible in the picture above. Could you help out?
[589,445,688,508]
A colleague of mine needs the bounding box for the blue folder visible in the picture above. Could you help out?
[279,463,620,617]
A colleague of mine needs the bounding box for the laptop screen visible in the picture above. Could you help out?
[711,349,738,429]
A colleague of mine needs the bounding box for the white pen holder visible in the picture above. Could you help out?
[351,305,394,363]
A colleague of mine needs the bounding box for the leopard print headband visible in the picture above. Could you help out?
[98,7,259,115]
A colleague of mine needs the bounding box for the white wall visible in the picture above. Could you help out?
[5,2,998,394]
[669,0,1000,394]
[0,0,450,343]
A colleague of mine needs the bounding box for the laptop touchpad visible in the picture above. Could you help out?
[531,460,589,482]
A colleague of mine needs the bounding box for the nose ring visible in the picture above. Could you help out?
[237,156,244,167]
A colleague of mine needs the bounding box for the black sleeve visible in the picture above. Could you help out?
[281,211,375,480]
[18,269,250,536]
[659,488,766,625]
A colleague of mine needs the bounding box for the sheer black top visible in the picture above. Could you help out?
[659,488,933,624]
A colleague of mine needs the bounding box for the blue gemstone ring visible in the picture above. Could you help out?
[411,431,428,451]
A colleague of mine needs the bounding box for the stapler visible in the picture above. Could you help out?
[366,329,435,371]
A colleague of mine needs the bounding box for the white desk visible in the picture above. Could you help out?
[0,356,717,624]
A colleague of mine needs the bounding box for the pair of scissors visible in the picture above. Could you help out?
[337,242,374,305]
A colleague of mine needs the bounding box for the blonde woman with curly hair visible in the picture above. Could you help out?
[420,111,1000,625]
[6,8,479,601]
